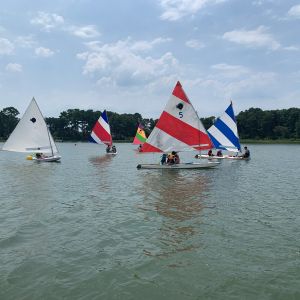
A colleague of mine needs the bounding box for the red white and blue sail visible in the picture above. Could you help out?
[207,102,241,152]
[89,110,112,146]
[141,81,212,153]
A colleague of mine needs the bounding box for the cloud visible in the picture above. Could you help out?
[185,39,205,49]
[159,0,226,21]
[15,35,37,48]
[6,63,22,72]
[69,25,100,38]
[77,37,178,86]
[211,63,249,78]
[222,26,280,50]
[30,11,64,31]
[35,47,55,57]
[288,5,300,19]
[0,38,14,55]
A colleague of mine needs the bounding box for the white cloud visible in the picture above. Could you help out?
[77,37,179,86]
[211,63,249,78]
[15,35,36,48]
[130,37,172,51]
[35,47,55,57]
[6,63,22,72]
[69,25,100,39]
[288,5,300,18]
[30,11,64,31]
[0,38,14,55]
[185,39,205,49]
[159,0,226,21]
[222,26,280,50]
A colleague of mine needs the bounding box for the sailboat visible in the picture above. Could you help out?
[89,110,117,155]
[196,102,246,160]
[132,124,147,152]
[2,98,61,162]
[137,81,219,169]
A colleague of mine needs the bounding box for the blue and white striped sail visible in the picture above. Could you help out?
[208,102,241,152]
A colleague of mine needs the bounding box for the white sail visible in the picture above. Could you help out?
[2,98,58,154]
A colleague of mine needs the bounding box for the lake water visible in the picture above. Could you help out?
[0,143,299,300]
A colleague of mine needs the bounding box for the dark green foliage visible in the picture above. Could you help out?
[1,105,300,141]
[236,107,300,140]
[0,107,20,139]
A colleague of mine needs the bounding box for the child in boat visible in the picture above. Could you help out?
[216,150,223,157]
[35,153,44,159]
[174,152,180,164]
[208,149,214,156]
[160,153,167,165]
[242,146,250,158]
[112,145,117,153]
[167,152,175,164]
[106,145,112,153]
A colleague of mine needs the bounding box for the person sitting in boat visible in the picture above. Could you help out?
[112,145,117,153]
[216,150,223,157]
[106,145,111,153]
[167,152,175,164]
[174,152,180,164]
[242,146,250,158]
[138,144,143,152]
[160,153,167,165]
[35,152,44,159]
[208,149,214,156]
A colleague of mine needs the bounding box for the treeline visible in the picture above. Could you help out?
[0,106,299,141]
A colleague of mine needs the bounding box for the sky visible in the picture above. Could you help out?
[0,0,300,118]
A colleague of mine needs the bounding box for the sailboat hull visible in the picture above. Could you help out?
[30,155,62,162]
[106,152,117,156]
[137,162,219,170]
[196,154,250,160]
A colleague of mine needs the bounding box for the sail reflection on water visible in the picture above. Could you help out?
[139,171,212,258]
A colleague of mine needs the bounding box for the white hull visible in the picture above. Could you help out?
[196,154,250,160]
[137,162,219,170]
[30,155,61,162]
[106,152,117,156]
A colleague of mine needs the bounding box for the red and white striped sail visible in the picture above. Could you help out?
[141,81,212,153]
[89,110,112,146]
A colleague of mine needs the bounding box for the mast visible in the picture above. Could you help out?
[46,124,54,156]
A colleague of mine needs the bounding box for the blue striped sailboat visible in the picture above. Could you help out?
[207,102,241,153]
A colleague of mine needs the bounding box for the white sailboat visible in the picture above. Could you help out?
[2,98,61,162]
[137,81,219,170]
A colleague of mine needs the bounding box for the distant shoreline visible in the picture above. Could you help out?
[240,139,300,144]
[1,139,300,144]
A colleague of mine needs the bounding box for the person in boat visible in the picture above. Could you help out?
[106,145,111,153]
[167,152,175,164]
[138,144,143,152]
[160,153,167,165]
[112,145,117,153]
[174,151,180,164]
[35,152,44,159]
[241,146,250,158]
[216,150,223,157]
[208,149,214,156]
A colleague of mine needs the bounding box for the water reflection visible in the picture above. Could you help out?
[140,171,212,258]
[89,154,113,168]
